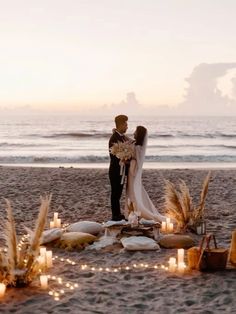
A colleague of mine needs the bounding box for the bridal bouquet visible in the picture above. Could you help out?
[110,141,135,162]
[110,141,135,184]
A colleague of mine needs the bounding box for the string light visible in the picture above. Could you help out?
[46,275,80,301]
[3,232,188,301]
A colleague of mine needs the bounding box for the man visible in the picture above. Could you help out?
[109,114,129,221]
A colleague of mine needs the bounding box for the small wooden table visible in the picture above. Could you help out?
[104,222,161,241]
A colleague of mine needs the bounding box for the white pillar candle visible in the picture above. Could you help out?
[40,247,47,267]
[40,275,48,289]
[161,221,166,232]
[50,221,55,229]
[38,255,45,268]
[168,257,177,272]
[46,251,53,268]
[0,283,6,298]
[178,262,186,273]
[169,223,174,233]
[178,249,185,264]
[166,217,170,225]
[40,247,46,256]
[53,212,58,225]
[56,218,61,228]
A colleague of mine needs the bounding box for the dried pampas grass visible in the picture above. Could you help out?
[164,172,211,232]
[4,199,18,283]
[26,195,51,274]
[0,194,52,286]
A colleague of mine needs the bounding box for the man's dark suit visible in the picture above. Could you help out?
[109,131,127,220]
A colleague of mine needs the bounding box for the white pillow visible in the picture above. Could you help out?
[40,228,63,245]
[121,236,160,251]
[67,221,103,235]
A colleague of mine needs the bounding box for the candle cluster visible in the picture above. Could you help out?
[50,212,61,228]
[161,217,174,233]
[38,247,53,269]
[168,249,187,273]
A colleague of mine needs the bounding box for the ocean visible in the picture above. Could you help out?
[0,114,236,168]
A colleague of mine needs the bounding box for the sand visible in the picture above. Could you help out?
[0,166,235,314]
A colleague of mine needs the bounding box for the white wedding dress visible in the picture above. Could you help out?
[125,133,166,223]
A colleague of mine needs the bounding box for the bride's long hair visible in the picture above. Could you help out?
[135,126,147,146]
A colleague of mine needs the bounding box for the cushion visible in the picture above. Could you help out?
[159,234,195,249]
[86,235,119,250]
[66,221,103,235]
[121,236,160,251]
[59,232,96,250]
[40,228,63,245]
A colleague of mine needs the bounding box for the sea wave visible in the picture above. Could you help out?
[28,132,111,139]
[0,142,56,148]
[23,131,236,140]
[1,154,236,164]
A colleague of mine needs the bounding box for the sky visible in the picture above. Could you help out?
[0,0,236,114]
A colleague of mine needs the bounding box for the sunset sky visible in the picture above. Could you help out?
[0,0,236,112]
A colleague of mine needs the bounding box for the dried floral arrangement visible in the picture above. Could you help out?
[164,172,211,232]
[110,141,135,161]
[0,195,51,286]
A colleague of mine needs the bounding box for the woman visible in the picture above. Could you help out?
[126,126,166,222]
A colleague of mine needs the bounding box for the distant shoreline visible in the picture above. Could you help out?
[1,162,236,169]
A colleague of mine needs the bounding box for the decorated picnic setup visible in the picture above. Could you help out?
[0,172,235,301]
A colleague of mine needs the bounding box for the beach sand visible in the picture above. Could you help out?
[0,166,235,313]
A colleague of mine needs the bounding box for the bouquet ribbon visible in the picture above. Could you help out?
[119,161,126,185]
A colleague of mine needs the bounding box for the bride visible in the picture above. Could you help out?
[125,126,166,223]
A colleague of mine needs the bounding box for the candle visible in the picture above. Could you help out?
[38,255,45,268]
[40,247,47,267]
[0,283,6,298]
[168,257,177,272]
[46,251,53,268]
[53,212,58,225]
[50,221,55,229]
[40,247,46,256]
[178,262,186,273]
[161,222,167,232]
[166,217,171,232]
[178,249,184,264]
[169,223,174,232]
[40,275,48,289]
[196,226,202,235]
[56,218,61,228]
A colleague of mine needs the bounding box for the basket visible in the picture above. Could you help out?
[197,234,228,271]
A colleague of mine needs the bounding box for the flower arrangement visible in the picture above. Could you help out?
[0,195,51,287]
[110,141,135,184]
[110,141,135,162]
[164,172,211,232]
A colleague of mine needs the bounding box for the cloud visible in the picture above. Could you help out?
[179,62,236,115]
[106,63,236,116]
[107,92,143,115]
[231,77,236,98]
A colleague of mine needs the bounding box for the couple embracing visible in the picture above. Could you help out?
[108,114,166,223]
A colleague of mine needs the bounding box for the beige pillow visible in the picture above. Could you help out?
[121,236,160,251]
[159,234,195,249]
[67,221,103,235]
[59,232,96,250]
[40,228,63,245]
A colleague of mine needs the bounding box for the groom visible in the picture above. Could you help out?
[109,114,129,221]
